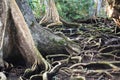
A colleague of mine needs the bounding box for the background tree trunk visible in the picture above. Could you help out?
[39,0,62,27]
[106,0,120,27]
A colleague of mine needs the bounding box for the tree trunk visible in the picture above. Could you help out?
[106,0,120,27]
[0,0,9,68]
[39,0,62,27]
[1,0,80,79]
[9,0,51,71]
[16,0,67,56]
[10,0,80,78]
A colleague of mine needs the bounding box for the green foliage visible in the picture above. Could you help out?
[56,0,91,21]
[28,0,45,18]
[28,0,92,20]
[28,0,105,21]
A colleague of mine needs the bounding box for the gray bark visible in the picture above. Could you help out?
[16,0,67,55]
[0,0,9,68]
[2,0,80,67]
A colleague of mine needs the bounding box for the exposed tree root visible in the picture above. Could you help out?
[3,2,120,79]
[60,17,81,27]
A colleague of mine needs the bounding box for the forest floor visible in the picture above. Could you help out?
[6,17,120,80]
[49,17,120,80]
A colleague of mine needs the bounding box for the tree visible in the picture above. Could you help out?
[39,0,62,27]
[94,0,103,17]
[0,0,80,79]
[2,0,50,78]
[0,0,8,68]
[106,0,120,27]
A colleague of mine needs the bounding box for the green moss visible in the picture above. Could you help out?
[58,39,66,45]
[49,37,66,46]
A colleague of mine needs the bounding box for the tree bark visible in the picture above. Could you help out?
[8,0,51,70]
[106,0,120,27]
[0,0,9,68]
[2,0,80,68]
[16,0,67,56]
[2,1,80,78]
[39,0,62,27]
